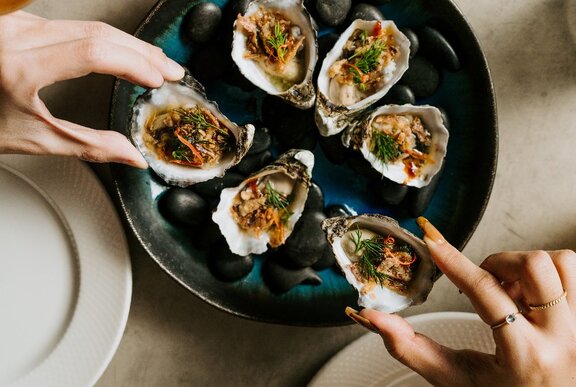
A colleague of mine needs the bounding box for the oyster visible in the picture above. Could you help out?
[342,104,449,188]
[322,214,436,313]
[213,149,314,256]
[130,74,255,187]
[232,0,317,109]
[315,20,410,136]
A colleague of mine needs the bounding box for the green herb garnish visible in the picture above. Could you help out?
[266,22,288,62]
[350,228,388,285]
[371,130,401,164]
[179,108,221,132]
[355,40,385,74]
[265,181,290,210]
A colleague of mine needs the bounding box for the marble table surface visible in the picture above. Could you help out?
[22,0,576,385]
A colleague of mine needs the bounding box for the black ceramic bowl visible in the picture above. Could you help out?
[110,0,497,326]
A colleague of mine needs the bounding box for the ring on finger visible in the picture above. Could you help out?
[490,311,523,330]
[527,289,567,311]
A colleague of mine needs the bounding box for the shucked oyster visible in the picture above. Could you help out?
[342,104,449,188]
[322,214,436,313]
[316,20,410,136]
[131,74,255,187]
[213,149,314,256]
[232,0,317,109]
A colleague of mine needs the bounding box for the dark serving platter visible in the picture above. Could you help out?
[110,0,497,326]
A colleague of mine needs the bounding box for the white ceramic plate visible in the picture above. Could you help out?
[0,155,131,387]
[308,312,495,387]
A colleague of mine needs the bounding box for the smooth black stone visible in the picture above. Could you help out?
[348,3,384,22]
[193,221,224,249]
[319,134,349,164]
[193,172,246,198]
[208,244,254,282]
[189,45,230,83]
[324,204,353,218]
[282,211,328,268]
[312,245,336,270]
[379,84,416,105]
[305,182,325,211]
[160,188,210,226]
[437,107,450,131]
[247,127,272,155]
[418,26,461,71]
[375,178,409,206]
[365,0,391,4]
[400,27,419,59]
[315,0,352,27]
[234,150,272,175]
[224,65,258,91]
[314,33,339,83]
[183,2,222,44]
[278,131,318,152]
[261,96,316,144]
[399,55,440,99]
[263,257,322,294]
[405,162,445,217]
[347,155,382,180]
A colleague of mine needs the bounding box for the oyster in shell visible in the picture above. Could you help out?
[342,104,449,188]
[213,149,314,256]
[315,20,410,136]
[130,74,255,187]
[322,214,436,313]
[232,0,317,109]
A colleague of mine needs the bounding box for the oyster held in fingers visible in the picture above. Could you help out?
[322,214,436,313]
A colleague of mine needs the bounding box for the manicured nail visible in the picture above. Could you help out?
[416,217,445,245]
[345,307,379,333]
[166,57,185,80]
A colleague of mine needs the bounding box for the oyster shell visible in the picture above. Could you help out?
[315,20,410,136]
[213,149,314,256]
[342,104,449,188]
[232,0,318,109]
[322,214,436,313]
[130,74,255,187]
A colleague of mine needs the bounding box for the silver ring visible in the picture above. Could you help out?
[491,311,522,330]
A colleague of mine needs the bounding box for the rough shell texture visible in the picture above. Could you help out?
[130,74,255,187]
[231,0,318,109]
[342,104,449,188]
[212,149,315,256]
[322,214,436,313]
[315,20,410,136]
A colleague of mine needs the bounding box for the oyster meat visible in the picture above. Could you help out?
[130,74,255,187]
[316,20,410,136]
[232,0,317,109]
[322,214,436,313]
[213,149,314,256]
[342,104,449,188]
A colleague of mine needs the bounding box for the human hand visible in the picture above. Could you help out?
[0,11,185,167]
[349,217,576,386]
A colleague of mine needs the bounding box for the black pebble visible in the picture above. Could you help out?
[312,245,336,270]
[324,204,353,218]
[319,134,349,164]
[405,161,445,217]
[208,243,254,282]
[374,178,409,206]
[315,0,352,27]
[348,3,384,22]
[223,64,258,91]
[399,55,440,99]
[347,155,382,180]
[189,44,230,83]
[400,27,419,59]
[418,26,461,71]
[160,188,210,227]
[279,131,318,152]
[247,127,272,155]
[305,182,324,211]
[282,211,328,268]
[183,2,222,44]
[379,84,416,105]
[234,150,272,175]
[261,96,316,146]
[366,0,391,4]
[193,172,246,198]
[263,257,322,294]
[193,221,224,249]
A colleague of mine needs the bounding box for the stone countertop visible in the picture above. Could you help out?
[23,0,576,385]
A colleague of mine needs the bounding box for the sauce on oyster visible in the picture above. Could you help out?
[230,175,295,248]
[369,113,432,180]
[328,21,399,106]
[342,227,419,295]
[236,8,306,91]
[144,105,235,168]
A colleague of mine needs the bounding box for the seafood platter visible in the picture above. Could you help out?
[110,0,497,325]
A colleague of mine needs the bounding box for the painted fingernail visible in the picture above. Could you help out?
[345,307,379,333]
[416,217,445,245]
[166,57,185,79]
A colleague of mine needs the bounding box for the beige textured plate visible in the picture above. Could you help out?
[308,312,494,387]
[0,155,131,387]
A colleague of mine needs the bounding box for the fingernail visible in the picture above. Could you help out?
[166,57,185,80]
[416,216,445,245]
[345,307,379,333]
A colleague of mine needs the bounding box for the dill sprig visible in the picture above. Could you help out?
[355,40,386,74]
[350,228,389,285]
[371,130,401,164]
[266,22,288,62]
[265,181,290,210]
[179,108,225,133]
